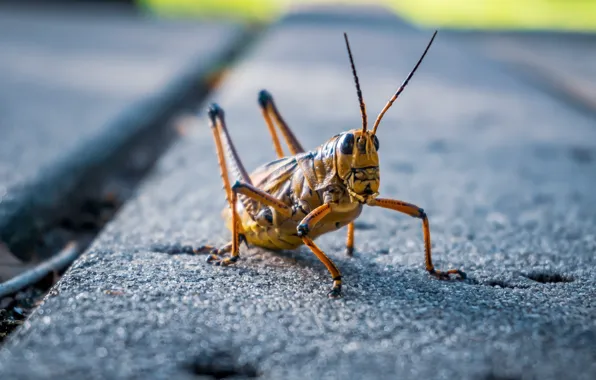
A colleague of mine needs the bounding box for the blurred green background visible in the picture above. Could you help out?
[139,0,596,31]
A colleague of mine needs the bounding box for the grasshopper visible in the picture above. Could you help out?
[197,31,465,298]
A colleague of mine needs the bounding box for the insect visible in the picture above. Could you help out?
[197,31,466,298]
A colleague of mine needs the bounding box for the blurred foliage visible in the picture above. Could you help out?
[138,0,283,22]
[138,0,596,31]
[390,0,596,31]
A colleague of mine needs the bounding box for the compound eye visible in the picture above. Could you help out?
[373,134,379,151]
[339,133,354,154]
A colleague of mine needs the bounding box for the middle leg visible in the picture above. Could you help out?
[345,222,355,256]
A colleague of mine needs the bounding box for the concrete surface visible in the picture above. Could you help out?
[1,6,595,380]
[446,31,596,117]
[0,3,245,258]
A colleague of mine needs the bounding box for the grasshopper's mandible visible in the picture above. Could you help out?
[197,31,466,298]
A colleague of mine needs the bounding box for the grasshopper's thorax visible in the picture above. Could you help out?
[335,129,380,204]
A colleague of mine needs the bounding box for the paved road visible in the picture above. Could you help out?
[0,3,244,259]
[1,6,595,380]
[447,31,596,117]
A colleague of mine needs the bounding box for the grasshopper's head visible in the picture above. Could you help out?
[336,130,380,203]
[340,31,437,203]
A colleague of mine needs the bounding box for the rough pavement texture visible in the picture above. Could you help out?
[0,4,243,256]
[1,6,595,380]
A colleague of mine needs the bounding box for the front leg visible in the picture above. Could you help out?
[368,198,466,279]
[297,204,344,298]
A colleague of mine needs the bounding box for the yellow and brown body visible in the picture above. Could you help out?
[224,134,368,250]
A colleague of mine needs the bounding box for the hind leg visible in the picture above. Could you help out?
[196,104,247,266]
[258,90,305,157]
[198,103,291,266]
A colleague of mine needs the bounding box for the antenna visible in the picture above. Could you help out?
[372,30,437,135]
[344,32,368,133]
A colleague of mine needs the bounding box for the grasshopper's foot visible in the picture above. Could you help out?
[207,254,239,267]
[345,246,354,257]
[194,235,246,257]
[327,276,343,298]
[194,245,237,265]
[429,268,466,280]
[193,245,221,254]
[327,286,342,299]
